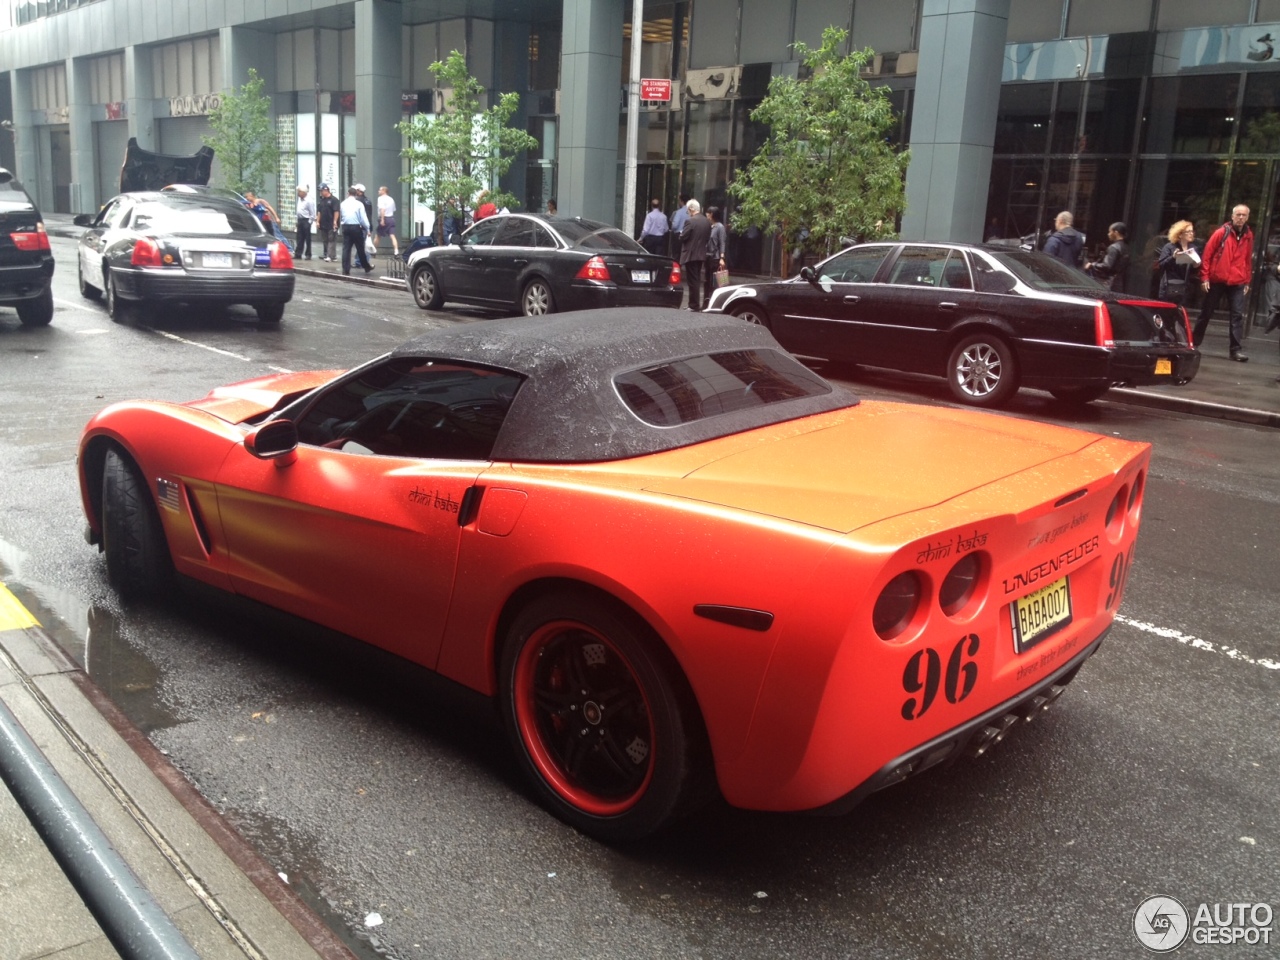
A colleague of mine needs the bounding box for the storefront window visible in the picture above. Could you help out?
[684,100,731,157]
[995,83,1052,154]
[984,158,1047,241]
[1141,74,1240,154]
[1051,81,1084,153]
[1046,157,1131,259]
[1132,158,1227,264]
[1239,72,1280,155]
[1080,79,1142,154]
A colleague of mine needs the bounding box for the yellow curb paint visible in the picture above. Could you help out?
[0,583,40,630]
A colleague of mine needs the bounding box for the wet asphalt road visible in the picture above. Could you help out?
[0,234,1277,959]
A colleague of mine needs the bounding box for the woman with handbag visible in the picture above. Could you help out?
[704,206,728,309]
[1156,220,1200,307]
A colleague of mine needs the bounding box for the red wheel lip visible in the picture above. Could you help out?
[512,619,655,817]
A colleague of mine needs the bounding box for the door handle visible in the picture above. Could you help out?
[938,302,958,310]
[513,258,528,266]
[843,295,860,303]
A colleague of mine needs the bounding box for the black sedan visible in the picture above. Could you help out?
[0,167,55,327]
[706,241,1200,406]
[406,213,682,316]
[74,191,295,324]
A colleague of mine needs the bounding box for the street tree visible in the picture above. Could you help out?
[729,27,909,273]
[398,50,540,240]
[204,68,279,196]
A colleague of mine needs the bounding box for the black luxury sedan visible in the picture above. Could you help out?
[0,167,55,327]
[74,190,295,324]
[406,212,683,316]
[705,241,1201,407]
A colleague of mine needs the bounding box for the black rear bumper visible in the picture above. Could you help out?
[119,267,295,305]
[0,259,55,305]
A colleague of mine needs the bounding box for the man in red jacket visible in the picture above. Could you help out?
[1193,204,1254,360]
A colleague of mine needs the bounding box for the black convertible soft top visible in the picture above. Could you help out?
[391,307,858,462]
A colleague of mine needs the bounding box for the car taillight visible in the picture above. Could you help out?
[669,260,682,284]
[1093,301,1115,348]
[268,242,294,269]
[9,222,50,251]
[575,255,611,282]
[131,237,164,267]
[939,553,984,617]
[1180,306,1193,345]
[873,571,922,641]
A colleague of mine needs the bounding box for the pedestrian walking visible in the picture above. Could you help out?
[703,206,727,308]
[679,199,712,311]
[1155,220,1201,307]
[376,186,399,256]
[339,186,373,275]
[316,183,340,261]
[1084,222,1130,291]
[294,185,314,260]
[353,184,374,228]
[669,193,690,264]
[639,198,667,255]
[1193,204,1254,360]
[1043,210,1085,268]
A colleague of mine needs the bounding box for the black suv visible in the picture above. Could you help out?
[0,168,55,326]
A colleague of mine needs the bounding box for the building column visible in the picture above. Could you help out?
[10,70,39,199]
[67,57,96,213]
[901,0,1010,243]
[221,26,279,197]
[354,0,401,207]
[125,46,157,151]
[558,0,622,223]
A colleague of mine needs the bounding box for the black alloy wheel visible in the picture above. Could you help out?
[498,590,708,841]
[411,264,442,309]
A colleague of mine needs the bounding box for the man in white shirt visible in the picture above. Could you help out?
[339,186,373,275]
[376,186,399,256]
[294,185,315,260]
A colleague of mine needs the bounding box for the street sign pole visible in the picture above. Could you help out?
[622,0,643,236]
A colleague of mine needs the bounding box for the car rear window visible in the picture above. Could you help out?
[615,349,832,427]
[554,221,646,252]
[131,201,262,235]
[985,249,1107,292]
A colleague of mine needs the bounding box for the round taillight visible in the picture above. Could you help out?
[873,571,922,641]
[1106,486,1128,540]
[1128,471,1145,515]
[940,553,983,617]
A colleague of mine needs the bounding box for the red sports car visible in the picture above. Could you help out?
[78,308,1150,840]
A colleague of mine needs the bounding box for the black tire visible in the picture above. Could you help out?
[79,260,101,300]
[105,271,129,323]
[1049,384,1110,405]
[498,590,706,841]
[947,332,1018,407]
[255,302,286,323]
[101,448,173,599]
[520,278,555,316]
[410,264,442,309]
[16,287,53,327]
[730,302,771,330]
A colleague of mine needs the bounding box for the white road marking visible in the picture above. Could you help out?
[142,328,293,373]
[1115,614,1280,671]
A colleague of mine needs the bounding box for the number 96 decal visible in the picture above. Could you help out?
[901,633,981,721]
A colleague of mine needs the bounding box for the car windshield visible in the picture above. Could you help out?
[131,201,263,236]
[984,249,1107,292]
[614,348,832,427]
[554,221,646,253]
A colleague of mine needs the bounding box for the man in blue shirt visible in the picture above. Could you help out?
[639,198,668,255]
[339,186,374,275]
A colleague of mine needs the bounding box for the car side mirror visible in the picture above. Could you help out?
[245,419,298,465]
[73,214,93,227]
[799,265,818,284]
[450,233,463,246]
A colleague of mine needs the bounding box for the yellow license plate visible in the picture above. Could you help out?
[1155,358,1172,375]
[1011,576,1072,653]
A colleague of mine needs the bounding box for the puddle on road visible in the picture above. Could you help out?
[0,541,178,734]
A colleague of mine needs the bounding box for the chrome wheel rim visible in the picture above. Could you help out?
[955,342,1003,398]
[414,269,436,306]
[523,282,551,315]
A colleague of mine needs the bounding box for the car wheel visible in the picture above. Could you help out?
[521,278,555,316]
[1049,384,1110,405]
[16,287,53,327]
[411,264,442,309]
[101,447,173,600]
[105,271,130,323]
[78,260,101,300]
[255,302,286,323]
[499,590,707,841]
[947,333,1018,407]
[730,302,771,330]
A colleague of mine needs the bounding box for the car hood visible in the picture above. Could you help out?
[643,402,1106,533]
[185,370,342,424]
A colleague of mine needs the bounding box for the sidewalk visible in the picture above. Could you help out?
[0,614,355,960]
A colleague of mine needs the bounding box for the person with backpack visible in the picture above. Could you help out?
[1192,205,1254,361]
[1043,211,1085,268]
